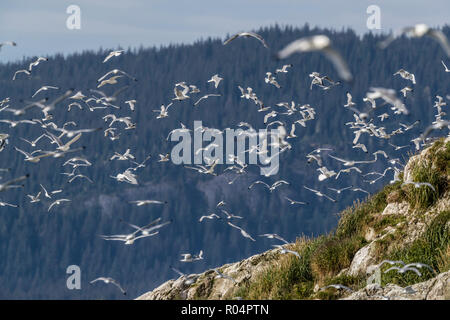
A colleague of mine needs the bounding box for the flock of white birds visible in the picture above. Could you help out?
[0,24,449,297]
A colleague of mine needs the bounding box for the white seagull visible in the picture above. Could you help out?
[303,186,336,202]
[90,277,126,295]
[276,35,353,82]
[31,85,59,98]
[223,31,269,48]
[103,50,125,63]
[207,74,223,88]
[378,24,450,57]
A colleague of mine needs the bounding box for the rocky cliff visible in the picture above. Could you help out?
[137,138,450,300]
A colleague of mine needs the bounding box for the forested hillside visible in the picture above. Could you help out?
[0,24,449,299]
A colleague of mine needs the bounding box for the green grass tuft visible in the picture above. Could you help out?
[380,211,450,287]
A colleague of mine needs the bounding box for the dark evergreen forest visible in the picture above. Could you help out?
[0,24,449,299]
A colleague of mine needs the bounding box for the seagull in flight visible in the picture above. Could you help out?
[28,57,48,72]
[285,197,308,205]
[378,23,450,57]
[303,186,336,202]
[12,69,31,80]
[103,50,125,63]
[329,154,376,166]
[0,201,18,208]
[276,35,353,82]
[213,268,237,283]
[275,64,293,73]
[259,233,289,244]
[170,267,197,285]
[320,284,353,292]
[389,143,409,150]
[129,199,166,206]
[248,180,289,192]
[402,181,436,193]
[394,69,416,84]
[0,174,29,192]
[351,187,370,195]
[207,74,223,88]
[272,244,300,258]
[344,92,356,108]
[0,41,17,51]
[180,250,204,262]
[335,167,362,179]
[31,85,59,98]
[227,221,256,241]
[125,100,136,111]
[404,262,436,275]
[223,31,269,48]
[384,266,422,277]
[90,277,126,295]
[220,209,243,220]
[97,75,123,88]
[193,94,221,106]
[400,86,413,97]
[48,199,71,212]
[199,213,221,222]
[327,186,353,194]
[27,191,41,203]
[98,69,137,82]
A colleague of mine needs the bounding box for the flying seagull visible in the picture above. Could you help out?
[303,186,336,202]
[402,181,436,193]
[103,50,125,63]
[223,32,269,48]
[227,221,256,241]
[285,197,308,205]
[0,41,17,51]
[193,94,221,106]
[378,24,450,57]
[48,199,71,212]
[213,268,237,283]
[28,57,48,72]
[129,199,166,206]
[31,85,59,98]
[207,74,223,88]
[248,180,289,192]
[272,244,300,258]
[320,284,353,292]
[259,233,289,244]
[276,35,353,82]
[394,69,416,84]
[90,277,126,295]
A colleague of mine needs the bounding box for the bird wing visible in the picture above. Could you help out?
[322,47,353,82]
[277,38,311,59]
[428,29,450,57]
[245,32,269,48]
[223,33,240,45]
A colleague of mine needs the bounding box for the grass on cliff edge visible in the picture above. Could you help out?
[232,181,402,300]
[403,139,449,210]
[231,140,449,300]
[380,210,450,287]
